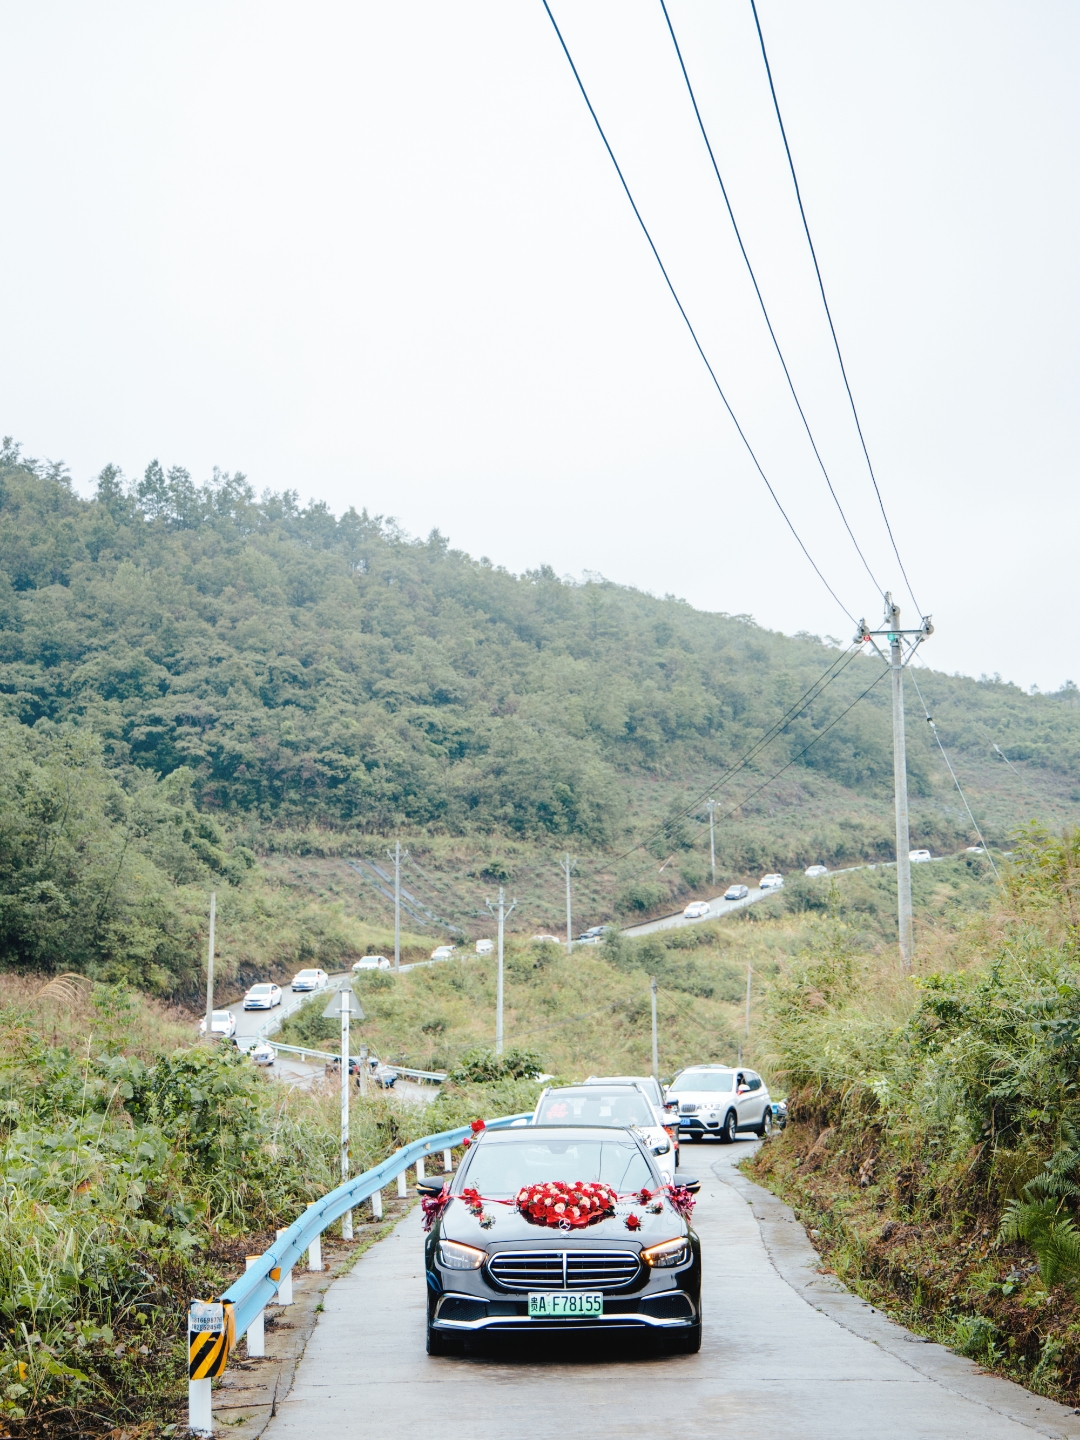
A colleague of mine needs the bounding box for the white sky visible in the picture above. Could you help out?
[1,1,1076,689]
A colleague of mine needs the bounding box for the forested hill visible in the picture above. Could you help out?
[1,439,1077,853]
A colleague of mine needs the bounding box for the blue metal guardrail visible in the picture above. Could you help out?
[219,1112,531,1341]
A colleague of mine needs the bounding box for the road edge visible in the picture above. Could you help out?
[717,1156,1080,1440]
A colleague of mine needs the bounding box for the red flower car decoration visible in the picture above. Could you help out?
[420,1184,451,1233]
[515,1180,617,1230]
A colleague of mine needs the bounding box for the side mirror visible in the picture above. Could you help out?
[676,1177,701,1193]
[737,1085,750,1094]
[415,1177,447,1197]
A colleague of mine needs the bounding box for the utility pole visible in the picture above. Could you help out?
[706,800,717,885]
[387,841,408,972]
[856,596,933,970]
[204,891,216,1039]
[650,977,659,1080]
[485,887,517,1055]
[323,981,363,1240]
[559,854,577,953]
[744,964,752,1041]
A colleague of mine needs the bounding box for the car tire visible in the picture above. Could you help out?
[666,1323,702,1355]
[719,1109,738,1144]
[755,1108,773,1139]
[426,1324,461,1357]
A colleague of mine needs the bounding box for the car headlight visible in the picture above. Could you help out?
[641,1237,690,1268]
[437,1240,486,1271]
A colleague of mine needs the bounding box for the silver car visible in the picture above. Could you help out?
[531,1083,676,1182]
[666,1065,772,1144]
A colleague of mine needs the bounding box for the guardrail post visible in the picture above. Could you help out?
[397,1170,407,1198]
[371,1187,383,1219]
[443,1148,452,1172]
[416,1157,425,1183]
[308,1235,322,1271]
[275,1229,293,1305]
[245,1256,265,1357]
[189,1378,212,1435]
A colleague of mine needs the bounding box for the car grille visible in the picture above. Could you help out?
[679,1102,699,1114]
[488,1250,641,1292]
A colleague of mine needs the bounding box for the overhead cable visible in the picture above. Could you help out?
[659,0,885,601]
[542,0,856,626]
[906,667,1000,880]
[618,660,891,884]
[748,0,922,617]
[611,642,862,865]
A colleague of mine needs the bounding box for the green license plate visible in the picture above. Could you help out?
[528,1291,603,1318]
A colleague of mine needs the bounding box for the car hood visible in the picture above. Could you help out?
[438,1196,690,1248]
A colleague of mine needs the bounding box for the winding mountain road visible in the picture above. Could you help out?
[258,1140,1080,1440]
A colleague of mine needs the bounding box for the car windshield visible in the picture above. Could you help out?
[295,971,318,978]
[536,1088,654,1128]
[250,985,273,993]
[587,1078,661,1105]
[668,1071,734,1094]
[462,1137,653,1198]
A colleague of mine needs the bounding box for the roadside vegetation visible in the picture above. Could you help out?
[0,979,539,1438]
[750,826,1080,1405]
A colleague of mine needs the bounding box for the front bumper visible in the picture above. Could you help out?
[431,1291,698,1333]
[678,1115,721,1137]
[244,1000,274,1009]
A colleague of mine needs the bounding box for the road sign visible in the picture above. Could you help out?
[322,982,364,1020]
[188,1300,233,1379]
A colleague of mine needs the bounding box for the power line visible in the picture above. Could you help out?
[748,0,921,618]
[658,0,885,602]
[906,666,1000,880]
[611,642,861,865]
[618,658,892,885]
[541,0,857,626]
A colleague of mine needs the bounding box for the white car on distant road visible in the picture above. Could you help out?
[966,845,985,855]
[804,865,828,878]
[249,1042,276,1066]
[682,901,711,919]
[290,967,328,991]
[723,885,750,902]
[243,982,283,1010]
[475,938,494,954]
[199,1010,237,1038]
[529,934,561,945]
[760,873,784,890]
[430,945,456,960]
[667,1065,773,1144]
[909,849,932,863]
[353,955,392,971]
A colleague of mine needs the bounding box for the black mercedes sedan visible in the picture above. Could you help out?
[421,1124,701,1355]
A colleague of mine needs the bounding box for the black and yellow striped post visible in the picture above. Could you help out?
[188,1300,234,1433]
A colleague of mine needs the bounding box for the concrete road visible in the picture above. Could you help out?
[622,884,771,937]
[261,1139,1080,1440]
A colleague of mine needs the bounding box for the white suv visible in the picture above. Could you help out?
[666,1065,772,1144]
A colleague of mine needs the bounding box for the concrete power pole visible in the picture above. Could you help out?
[650,977,659,1080]
[857,596,933,970]
[387,842,409,972]
[560,854,577,953]
[323,981,363,1240]
[706,800,717,885]
[204,891,216,1039]
[485,887,517,1055]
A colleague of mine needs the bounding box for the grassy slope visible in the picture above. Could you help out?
[747,828,1080,1406]
[275,854,998,1080]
